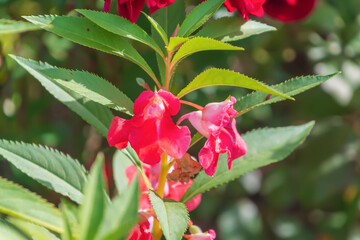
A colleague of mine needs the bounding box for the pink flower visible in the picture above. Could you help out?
[224,0,266,20]
[108,90,191,165]
[104,0,175,22]
[166,181,202,211]
[184,229,216,240]
[263,0,317,22]
[178,97,247,176]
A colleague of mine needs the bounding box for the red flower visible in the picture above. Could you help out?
[127,212,153,240]
[104,0,175,22]
[184,229,216,240]
[108,90,191,165]
[224,0,266,20]
[166,181,202,211]
[263,0,317,22]
[178,97,247,176]
[146,0,176,14]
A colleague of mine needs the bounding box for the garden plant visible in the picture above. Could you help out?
[0,0,344,239]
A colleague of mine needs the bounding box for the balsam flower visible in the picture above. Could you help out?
[224,0,266,20]
[104,0,176,22]
[108,90,191,165]
[264,0,317,22]
[178,97,247,176]
[184,229,216,240]
[127,212,153,240]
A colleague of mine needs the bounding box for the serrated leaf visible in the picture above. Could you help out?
[39,68,133,115]
[79,154,106,240]
[113,149,133,194]
[167,37,189,52]
[10,55,114,137]
[76,10,163,56]
[149,191,189,240]
[234,72,340,115]
[0,177,63,233]
[0,19,40,34]
[181,121,315,203]
[23,15,155,79]
[143,12,169,45]
[197,18,276,42]
[177,0,225,37]
[172,37,243,63]
[177,68,293,100]
[0,139,87,204]
[0,219,31,240]
[8,218,60,240]
[95,178,139,240]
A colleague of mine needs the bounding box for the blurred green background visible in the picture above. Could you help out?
[1,0,359,239]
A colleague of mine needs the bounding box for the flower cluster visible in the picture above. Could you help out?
[108,90,248,238]
[104,0,316,23]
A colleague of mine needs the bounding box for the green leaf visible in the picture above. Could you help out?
[143,12,169,45]
[39,68,134,115]
[149,191,189,240]
[0,19,40,34]
[167,37,189,52]
[177,0,225,37]
[10,55,114,137]
[8,218,60,240]
[151,0,185,37]
[113,150,133,194]
[76,10,163,56]
[176,68,293,100]
[95,178,139,240]
[0,219,31,240]
[197,18,276,42]
[181,121,315,203]
[0,139,87,204]
[172,37,243,63]
[60,201,74,240]
[0,177,63,233]
[234,72,340,115]
[23,15,155,79]
[79,153,106,240]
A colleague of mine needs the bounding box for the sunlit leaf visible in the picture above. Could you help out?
[235,72,340,115]
[181,122,315,202]
[197,18,276,42]
[77,10,163,55]
[172,37,243,63]
[177,68,293,100]
[10,55,114,137]
[0,139,87,204]
[23,15,155,78]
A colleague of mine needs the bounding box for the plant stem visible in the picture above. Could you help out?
[179,100,204,110]
[164,51,174,91]
[152,153,172,240]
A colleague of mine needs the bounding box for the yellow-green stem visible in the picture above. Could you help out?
[152,153,172,240]
[164,51,174,91]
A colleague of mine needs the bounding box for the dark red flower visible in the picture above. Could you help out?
[108,90,191,165]
[224,0,266,20]
[146,0,176,14]
[263,0,317,22]
[104,0,175,22]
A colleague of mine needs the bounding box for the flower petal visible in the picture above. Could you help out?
[159,116,191,159]
[107,117,130,149]
[199,137,219,176]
